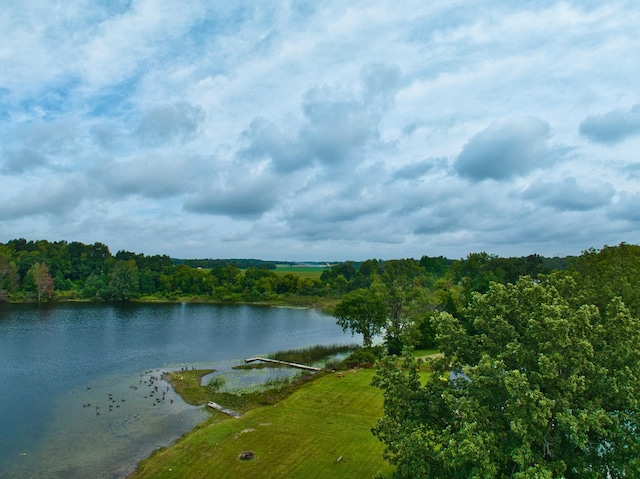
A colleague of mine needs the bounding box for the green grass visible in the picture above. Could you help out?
[274,264,326,279]
[412,349,439,358]
[164,370,216,405]
[129,369,392,479]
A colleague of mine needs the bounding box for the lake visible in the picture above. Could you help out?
[0,302,356,479]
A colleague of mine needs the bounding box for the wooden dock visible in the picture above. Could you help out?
[207,401,242,418]
[244,357,322,371]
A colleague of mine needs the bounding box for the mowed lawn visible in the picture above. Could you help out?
[130,369,393,479]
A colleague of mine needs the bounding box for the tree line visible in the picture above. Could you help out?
[0,239,321,302]
[1,238,568,307]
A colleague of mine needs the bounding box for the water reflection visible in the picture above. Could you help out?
[0,302,353,478]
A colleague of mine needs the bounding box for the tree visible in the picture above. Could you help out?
[334,288,387,347]
[107,260,139,301]
[27,262,54,302]
[373,274,640,478]
[571,243,640,318]
[0,256,19,301]
[375,259,423,354]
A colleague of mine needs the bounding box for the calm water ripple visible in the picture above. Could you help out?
[0,303,353,479]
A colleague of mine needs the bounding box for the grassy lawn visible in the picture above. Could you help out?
[274,264,326,279]
[129,369,392,479]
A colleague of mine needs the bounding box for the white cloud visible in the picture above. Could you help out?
[1,0,640,260]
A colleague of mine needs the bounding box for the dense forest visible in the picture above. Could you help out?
[0,238,568,306]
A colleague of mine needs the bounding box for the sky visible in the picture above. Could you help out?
[1,1,639,261]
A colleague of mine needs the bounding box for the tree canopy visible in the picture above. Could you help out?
[373,272,640,478]
[334,288,387,347]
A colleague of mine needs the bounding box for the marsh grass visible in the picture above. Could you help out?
[269,343,356,365]
[233,362,289,370]
[165,367,320,412]
[206,375,226,392]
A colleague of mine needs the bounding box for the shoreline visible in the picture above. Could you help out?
[127,352,348,477]
[0,303,349,478]
[0,297,338,315]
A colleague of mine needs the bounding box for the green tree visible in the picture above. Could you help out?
[571,243,640,318]
[375,259,423,354]
[373,274,640,478]
[0,256,19,301]
[81,273,108,299]
[334,288,387,347]
[161,264,213,296]
[108,260,139,301]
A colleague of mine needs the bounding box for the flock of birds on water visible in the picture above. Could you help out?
[80,368,195,417]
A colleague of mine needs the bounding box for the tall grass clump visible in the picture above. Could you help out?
[270,343,357,365]
[206,375,226,392]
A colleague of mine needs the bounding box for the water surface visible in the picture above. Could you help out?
[0,302,353,478]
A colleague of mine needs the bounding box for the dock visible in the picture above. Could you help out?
[207,401,242,418]
[244,357,322,371]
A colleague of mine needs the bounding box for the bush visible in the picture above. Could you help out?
[343,346,384,368]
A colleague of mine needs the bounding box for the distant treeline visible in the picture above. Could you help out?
[0,236,598,307]
[173,258,277,270]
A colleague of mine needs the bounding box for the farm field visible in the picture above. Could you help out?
[274,264,327,279]
[129,369,393,479]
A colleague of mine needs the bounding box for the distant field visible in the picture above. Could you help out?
[129,369,393,479]
[274,264,327,279]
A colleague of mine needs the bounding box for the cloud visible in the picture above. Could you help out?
[410,182,513,236]
[184,171,281,218]
[1,120,79,173]
[454,116,557,182]
[288,187,387,225]
[299,87,380,167]
[579,105,640,144]
[79,0,206,89]
[391,158,448,181]
[361,63,401,104]
[298,63,401,169]
[522,177,615,211]
[608,193,640,223]
[1,1,639,260]
[623,162,640,180]
[135,102,205,146]
[234,63,401,179]
[92,154,192,199]
[239,118,310,173]
[0,175,88,220]
[91,123,120,151]
[1,149,50,174]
